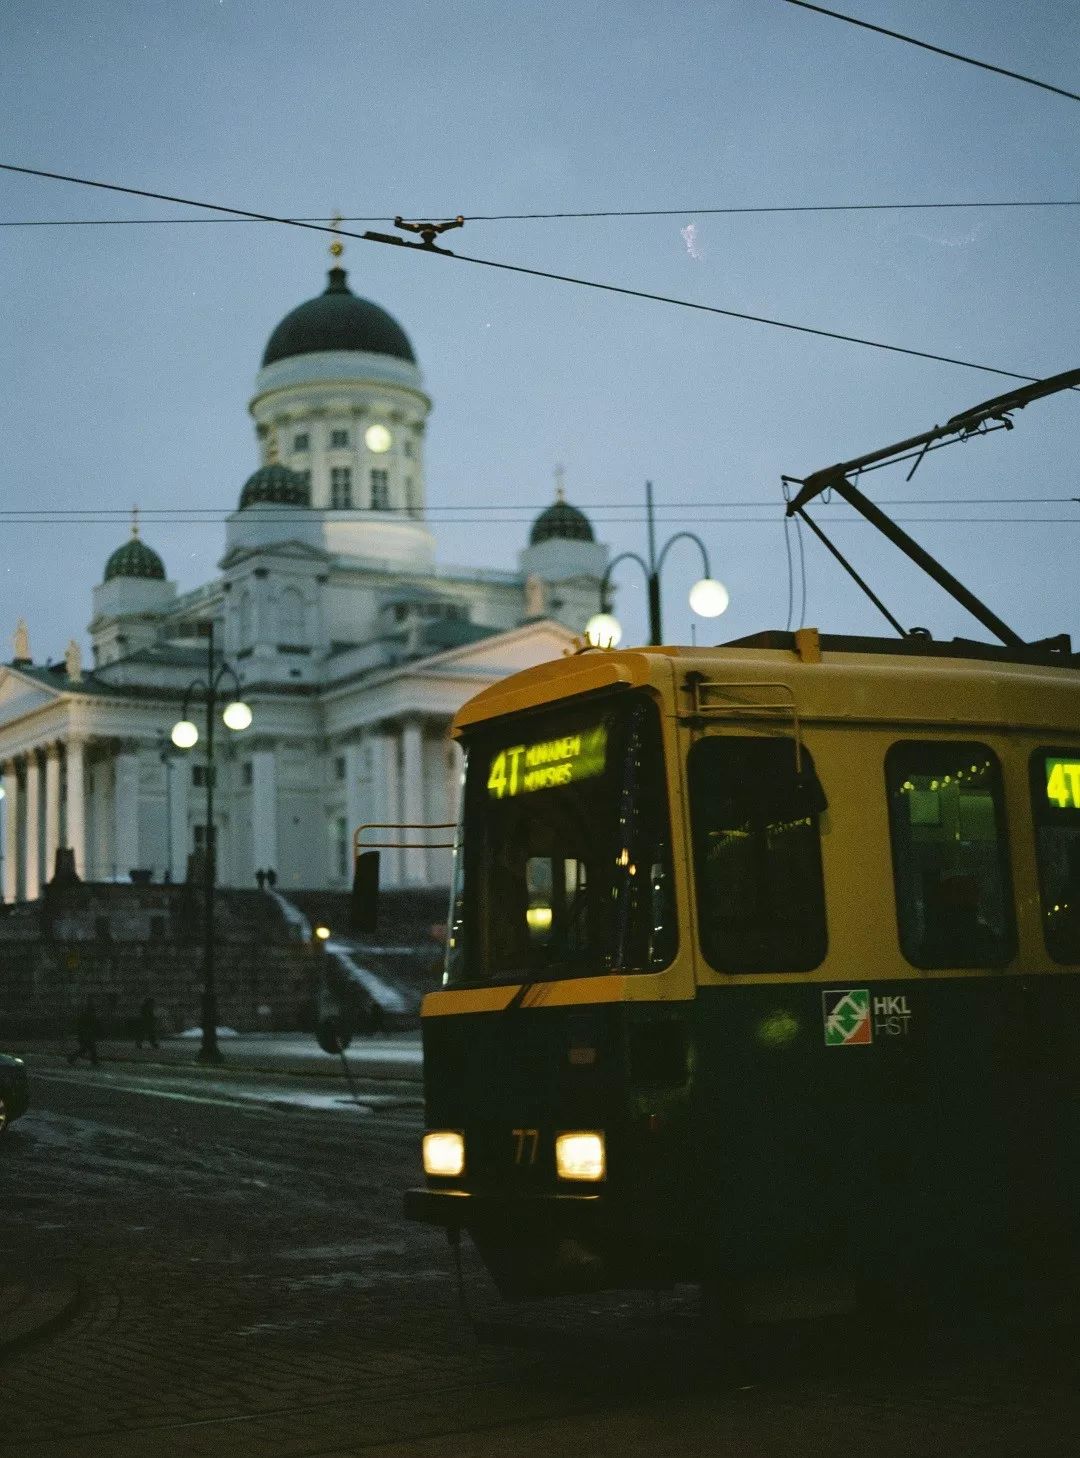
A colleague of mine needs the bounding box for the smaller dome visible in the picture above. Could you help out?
[529,491,594,546]
[104,535,166,583]
[239,462,309,510]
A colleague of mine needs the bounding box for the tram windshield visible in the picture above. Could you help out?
[445,693,675,985]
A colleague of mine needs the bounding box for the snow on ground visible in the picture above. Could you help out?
[269,890,411,1014]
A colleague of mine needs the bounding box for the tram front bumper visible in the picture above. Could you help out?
[404,1186,603,1233]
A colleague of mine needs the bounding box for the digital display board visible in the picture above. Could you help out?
[1045,757,1080,811]
[486,724,608,799]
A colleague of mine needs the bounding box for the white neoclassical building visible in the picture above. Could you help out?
[0,255,609,898]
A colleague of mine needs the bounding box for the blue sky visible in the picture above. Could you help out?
[2,0,1077,657]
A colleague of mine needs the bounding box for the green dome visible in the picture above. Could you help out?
[104,535,166,583]
[529,494,594,546]
[262,267,416,367]
[239,462,309,510]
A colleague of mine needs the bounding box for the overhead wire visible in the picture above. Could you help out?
[0,161,1061,386]
[778,0,1080,104]
[3,199,1080,226]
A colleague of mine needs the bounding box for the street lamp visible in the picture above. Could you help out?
[586,480,729,647]
[170,619,251,1065]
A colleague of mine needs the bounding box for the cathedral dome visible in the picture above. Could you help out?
[529,491,594,546]
[104,532,166,582]
[262,267,416,367]
[239,461,309,510]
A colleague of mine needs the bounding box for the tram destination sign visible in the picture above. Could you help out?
[1045,756,1080,811]
[487,724,608,799]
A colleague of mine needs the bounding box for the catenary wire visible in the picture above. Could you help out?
[0,497,1075,517]
[778,0,1080,103]
[0,162,1058,386]
[4,200,1080,226]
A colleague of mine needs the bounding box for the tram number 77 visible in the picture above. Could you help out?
[511,1128,539,1165]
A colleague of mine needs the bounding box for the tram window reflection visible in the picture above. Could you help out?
[449,695,676,984]
[1030,747,1080,963]
[688,736,828,973]
[885,741,1015,969]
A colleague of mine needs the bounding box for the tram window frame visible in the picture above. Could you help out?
[1029,747,1080,964]
[884,740,1016,970]
[688,734,828,975]
[444,692,678,987]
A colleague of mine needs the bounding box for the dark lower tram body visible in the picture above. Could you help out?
[405,975,1080,1299]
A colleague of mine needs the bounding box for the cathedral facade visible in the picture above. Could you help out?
[0,259,608,897]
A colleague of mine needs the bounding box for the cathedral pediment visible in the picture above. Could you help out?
[218,539,328,570]
[0,665,64,718]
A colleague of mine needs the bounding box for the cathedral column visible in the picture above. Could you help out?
[44,744,61,884]
[369,731,400,888]
[169,754,189,882]
[251,744,278,879]
[1,761,17,903]
[344,740,365,873]
[113,743,140,880]
[24,751,41,901]
[66,737,88,879]
[401,719,426,885]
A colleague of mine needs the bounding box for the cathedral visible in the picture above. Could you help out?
[0,251,608,899]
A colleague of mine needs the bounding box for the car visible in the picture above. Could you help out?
[0,1053,28,1135]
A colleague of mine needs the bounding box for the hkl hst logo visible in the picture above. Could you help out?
[822,988,872,1046]
[822,988,913,1045]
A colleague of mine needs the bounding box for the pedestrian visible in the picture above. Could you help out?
[136,995,158,1050]
[266,867,277,888]
[256,868,266,891]
[67,998,101,1066]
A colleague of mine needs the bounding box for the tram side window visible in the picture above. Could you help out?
[1030,749,1080,964]
[688,736,827,973]
[885,742,1015,969]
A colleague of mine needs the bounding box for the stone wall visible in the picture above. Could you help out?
[0,883,320,1037]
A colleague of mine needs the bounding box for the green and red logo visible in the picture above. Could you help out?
[822,988,872,1046]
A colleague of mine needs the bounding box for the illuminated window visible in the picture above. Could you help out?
[370,469,389,510]
[331,428,349,448]
[446,696,675,985]
[293,432,309,452]
[689,737,827,973]
[1031,747,1080,963]
[885,741,1014,969]
[331,467,352,509]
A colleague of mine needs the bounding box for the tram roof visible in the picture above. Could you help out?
[453,628,1080,738]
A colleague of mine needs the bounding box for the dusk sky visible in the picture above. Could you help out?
[2,0,1077,658]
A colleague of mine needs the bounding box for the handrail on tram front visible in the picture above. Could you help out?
[352,821,458,855]
[683,678,805,774]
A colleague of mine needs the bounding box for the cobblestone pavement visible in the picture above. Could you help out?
[4,1055,1080,1456]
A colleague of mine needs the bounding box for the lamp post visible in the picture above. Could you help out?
[586,480,729,648]
[170,619,252,1065]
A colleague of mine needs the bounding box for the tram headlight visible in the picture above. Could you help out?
[555,1130,606,1182]
[423,1130,465,1178]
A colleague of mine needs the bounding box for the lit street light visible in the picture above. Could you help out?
[586,480,728,648]
[170,619,251,1065]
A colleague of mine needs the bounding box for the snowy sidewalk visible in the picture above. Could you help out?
[10,1031,423,1082]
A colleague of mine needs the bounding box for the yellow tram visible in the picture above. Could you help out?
[401,628,1080,1302]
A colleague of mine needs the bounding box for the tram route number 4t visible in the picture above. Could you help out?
[823,989,912,1046]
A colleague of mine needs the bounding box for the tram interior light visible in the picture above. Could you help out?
[555,1130,606,1182]
[423,1130,465,1178]
[171,720,199,750]
[222,699,253,732]
[585,612,622,649]
[526,904,553,932]
[689,577,730,618]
